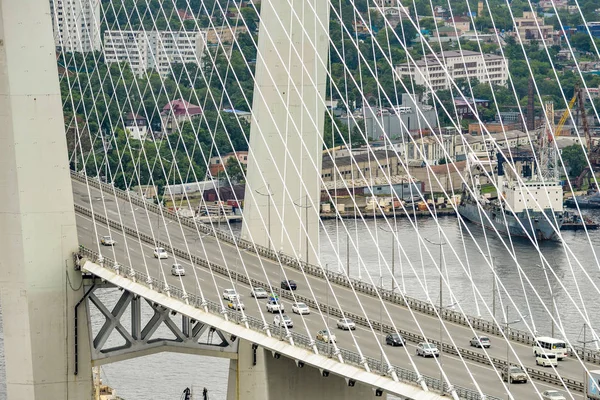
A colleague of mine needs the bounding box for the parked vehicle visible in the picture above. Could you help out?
[416,343,439,357]
[536,353,558,368]
[316,329,336,343]
[222,289,238,301]
[533,337,568,360]
[153,247,168,259]
[170,264,185,276]
[274,314,293,328]
[291,302,310,315]
[501,366,528,383]
[385,333,405,346]
[100,236,116,246]
[281,280,297,290]
[469,336,491,348]
[336,318,356,330]
[251,287,268,298]
[266,299,284,313]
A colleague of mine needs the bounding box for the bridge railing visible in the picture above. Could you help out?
[72,171,599,364]
[77,245,502,400]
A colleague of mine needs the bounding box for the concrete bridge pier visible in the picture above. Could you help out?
[227,339,381,400]
[0,0,92,398]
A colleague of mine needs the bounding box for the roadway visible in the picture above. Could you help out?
[73,179,586,399]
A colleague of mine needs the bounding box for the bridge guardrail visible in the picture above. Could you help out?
[71,171,600,366]
[77,245,503,400]
[76,205,584,394]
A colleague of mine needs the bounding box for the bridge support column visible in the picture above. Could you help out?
[242,0,329,265]
[228,340,380,400]
[0,0,92,399]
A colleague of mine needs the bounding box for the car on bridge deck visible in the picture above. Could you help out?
[274,314,293,328]
[541,390,566,400]
[281,280,297,290]
[100,236,116,246]
[469,336,491,348]
[336,318,356,330]
[266,299,284,313]
[501,366,528,383]
[227,296,245,311]
[385,333,405,346]
[416,342,439,357]
[223,289,238,301]
[292,302,310,315]
[316,329,337,343]
[153,247,168,259]
[251,287,268,298]
[171,264,185,276]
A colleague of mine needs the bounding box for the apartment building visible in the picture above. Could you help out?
[50,0,101,52]
[395,50,508,91]
[103,30,206,77]
[512,12,554,42]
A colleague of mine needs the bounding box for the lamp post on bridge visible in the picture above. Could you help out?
[293,195,311,265]
[478,250,497,319]
[537,263,558,338]
[379,225,400,292]
[579,323,598,399]
[255,184,272,250]
[423,235,446,395]
[504,305,527,399]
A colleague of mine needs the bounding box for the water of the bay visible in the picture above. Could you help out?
[1,211,599,399]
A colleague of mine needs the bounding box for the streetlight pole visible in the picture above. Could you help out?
[579,323,598,399]
[504,305,526,397]
[538,264,556,338]
[379,275,384,374]
[424,236,446,395]
[293,195,311,265]
[255,184,272,250]
[379,225,399,292]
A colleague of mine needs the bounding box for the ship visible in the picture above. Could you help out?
[564,191,600,209]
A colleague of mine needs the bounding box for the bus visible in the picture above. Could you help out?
[532,337,568,360]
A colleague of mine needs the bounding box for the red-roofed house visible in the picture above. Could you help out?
[445,16,471,32]
[161,99,202,134]
[177,9,195,21]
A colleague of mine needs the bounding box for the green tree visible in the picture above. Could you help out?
[561,145,587,177]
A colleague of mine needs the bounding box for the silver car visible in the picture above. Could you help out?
[251,287,268,298]
[336,318,356,330]
[469,336,491,348]
[501,366,527,383]
[416,342,439,357]
[541,390,566,400]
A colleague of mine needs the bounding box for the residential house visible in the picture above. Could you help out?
[445,16,471,32]
[208,151,249,177]
[161,99,202,135]
[125,112,149,140]
[454,97,490,118]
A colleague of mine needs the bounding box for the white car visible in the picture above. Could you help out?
[316,329,337,343]
[153,247,168,259]
[266,299,284,313]
[171,264,185,276]
[336,318,356,330]
[100,236,116,246]
[541,390,566,400]
[274,314,293,328]
[291,302,310,315]
[251,287,268,298]
[227,296,245,311]
[223,289,238,301]
[416,342,439,357]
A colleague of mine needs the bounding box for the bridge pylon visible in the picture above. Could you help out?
[242,0,330,266]
[0,0,92,398]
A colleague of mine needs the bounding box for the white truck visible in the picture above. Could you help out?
[588,370,600,399]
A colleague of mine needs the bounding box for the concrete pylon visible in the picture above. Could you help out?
[242,0,329,266]
[0,1,92,399]
[228,340,379,400]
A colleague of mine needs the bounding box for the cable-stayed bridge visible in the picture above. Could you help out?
[2,0,600,399]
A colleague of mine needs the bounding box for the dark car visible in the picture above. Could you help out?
[281,280,297,290]
[386,333,405,346]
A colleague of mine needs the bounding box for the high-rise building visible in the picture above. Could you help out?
[50,0,101,53]
[103,30,206,77]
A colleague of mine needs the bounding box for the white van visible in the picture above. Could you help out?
[533,337,568,360]
[536,352,558,367]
